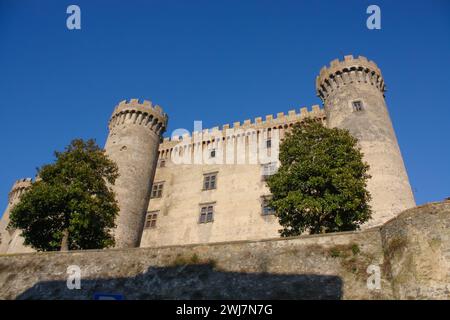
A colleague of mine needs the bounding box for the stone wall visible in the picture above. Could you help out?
[0,201,449,300]
[142,106,326,248]
[380,201,450,299]
[142,163,281,247]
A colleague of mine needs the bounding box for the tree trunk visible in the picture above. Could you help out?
[60,229,69,251]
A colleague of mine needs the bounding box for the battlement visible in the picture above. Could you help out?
[316,55,385,102]
[8,178,32,204]
[108,99,168,135]
[161,105,325,145]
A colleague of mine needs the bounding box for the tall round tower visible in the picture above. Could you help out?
[105,99,168,248]
[0,178,33,254]
[316,55,415,227]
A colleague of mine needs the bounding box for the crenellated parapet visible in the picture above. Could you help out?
[108,99,168,135]
[160,105,325,146]
[315,55,385,103]
[8,178,32,205]
[220,105,324,131]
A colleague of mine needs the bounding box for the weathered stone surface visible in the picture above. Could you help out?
[2,201,449,300]
[143,107,327,248]
[0,228,387,300]
[381,201,450,299]
[316,55,416,228]
[104,99,168,248]
[0,179,34,254]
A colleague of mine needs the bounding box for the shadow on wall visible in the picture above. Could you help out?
[15,263,343,300]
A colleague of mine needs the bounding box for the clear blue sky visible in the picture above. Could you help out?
[1,0,449,217]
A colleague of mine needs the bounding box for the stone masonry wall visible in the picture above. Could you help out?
[0,201,449,300]
[380,201,450,299]
[0,229,388,300]
[142,106,326,248]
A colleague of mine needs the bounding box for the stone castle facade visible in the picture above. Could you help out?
[0,55,416,253]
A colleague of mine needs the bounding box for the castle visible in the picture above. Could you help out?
[0,55,416,253]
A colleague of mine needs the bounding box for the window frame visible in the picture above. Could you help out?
[203,172,218,190]
[261,196,275,216]
[199,203,215,224]
[144,210,159,228]
[352,100,364,112]
[151,181,164,198]
[261,162,277,181]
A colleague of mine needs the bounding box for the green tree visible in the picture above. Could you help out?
[8,139,119,251]
[266,119,372,236]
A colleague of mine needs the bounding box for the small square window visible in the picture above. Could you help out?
[261,197,275,216]
[159,159,166,167]
[145,211,158,228]
[352,100,364,112]
[210,149,216,158]
[199,204,214,223]
[203,173,217,190]
[261,162,277,180]
[151,182,164,198]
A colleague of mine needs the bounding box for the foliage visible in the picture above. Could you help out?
[8,139,119,251]
[266,119,372,236]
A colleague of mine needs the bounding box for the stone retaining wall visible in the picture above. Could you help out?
[0,201,449,300]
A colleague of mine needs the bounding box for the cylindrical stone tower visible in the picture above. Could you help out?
[105,99,168,248]
[315,55,415,227]
[0,178,33,254]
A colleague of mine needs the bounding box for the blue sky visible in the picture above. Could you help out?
[0,0,449,217]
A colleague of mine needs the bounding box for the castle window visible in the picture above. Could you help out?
[151,182,164,198]
[158,159,166,168]
[352,100,364,112]
[266,139,272,148]
[203,172,217,190]
[199,204,214,223]
[261,162,277,181]
[261,196,275,216]
[145,211,158,228]
[210,149,216,158]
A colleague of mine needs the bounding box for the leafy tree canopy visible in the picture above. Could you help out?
[266,119,372,236]
[8,139,119,251]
